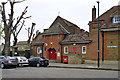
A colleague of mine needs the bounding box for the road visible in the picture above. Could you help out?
[1,67,118,78]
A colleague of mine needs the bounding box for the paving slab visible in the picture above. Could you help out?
[48,63,119,71]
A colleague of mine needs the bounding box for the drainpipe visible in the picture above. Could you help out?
[42,43,44,57]
[102,32,104,61]
[61,44,63,63]
[60,34,68,63]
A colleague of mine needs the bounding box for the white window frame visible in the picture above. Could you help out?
[37,47,41,54]
[17,47,20,50]
[112,15,120,24]
[22,46,24,50]
[44,47,46,52]
[58,47,60,52]
[58,34,60,39]
[82,46,86,54]
[64,46,68,54]
[44,35,46,40]
[51,34,53,39]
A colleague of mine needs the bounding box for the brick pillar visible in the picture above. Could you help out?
[92,6,96,21]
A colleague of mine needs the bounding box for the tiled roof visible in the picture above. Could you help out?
[60,33,92,44]
[59,16,80,30]
[42,16,80,35]
[110,10,119,17]
[43,23,69,35]
[99,5,120,19]
[60,16,78,27]
[32,34,44,46]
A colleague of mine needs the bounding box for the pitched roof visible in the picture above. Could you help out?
[59,16,78,27]
[60,33,92,44]
[43,22,69,35]
[99,5,119,19]
[42,16,80,35]
[32,34,44,46]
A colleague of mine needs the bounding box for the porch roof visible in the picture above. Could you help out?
[60,33,92,44]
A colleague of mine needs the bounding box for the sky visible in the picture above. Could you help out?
[0,0,120,45]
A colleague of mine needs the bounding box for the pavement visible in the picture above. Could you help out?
[48,60,120,71]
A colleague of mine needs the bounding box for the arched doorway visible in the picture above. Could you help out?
[48,48,57,60]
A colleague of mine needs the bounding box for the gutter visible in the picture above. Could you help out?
[101,27,120,32]
[59,41,92,45]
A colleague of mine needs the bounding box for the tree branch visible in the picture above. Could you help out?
[8,1,14,29]
[27,23,36,44]
[1,2,8,27]
[11,6,28,34]
[13,0,26,4]
[16,20,25,36]
[23,16,31,19]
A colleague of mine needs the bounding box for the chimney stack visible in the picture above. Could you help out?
[92,6,96,21]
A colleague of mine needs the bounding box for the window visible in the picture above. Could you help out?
[58,34,60,39]
[18,47,19,50]
[51,34,53,39]
[44,35,46,40]
[44,47,46,52]
[112,15,120,24]
[82,46,86,54]
[73,47,77,53]
[37,47,41,54]
[58,47,60,52]
[64,46,68,54]
[22,46,24,49]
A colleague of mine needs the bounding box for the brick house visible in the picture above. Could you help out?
[16,41,28,56]
[32,5,120,63]
[60,33,91,64]
[16,41,28,51]
[42,16,82,63]
[88,5,120,60]
[32,16,89,63]
[32,33,44,57]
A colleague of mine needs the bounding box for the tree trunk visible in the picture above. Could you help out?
[4,31,11,56]
[13,37,17,46]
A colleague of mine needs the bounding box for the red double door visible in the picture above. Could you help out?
[49,49,57,60]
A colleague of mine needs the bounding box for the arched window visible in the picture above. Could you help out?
[37,47,41,54]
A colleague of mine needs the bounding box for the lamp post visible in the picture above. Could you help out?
[97,1,100,68]
[0,6,2,54]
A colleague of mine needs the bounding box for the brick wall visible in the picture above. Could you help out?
[88,5,119,60]
[68,54,83,64]
[89,22,103,60]
[62,44,89,64]
[32,46,42,57]
[105,31,119,60]
[99,6,119,28]
[42,34,64,62]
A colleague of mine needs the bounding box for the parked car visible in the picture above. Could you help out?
[28,57,49,67]
[0,56,18,68]
[14,56,28,67]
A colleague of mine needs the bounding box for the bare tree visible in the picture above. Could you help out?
[12,20,25,46]
[26,22,36,45]
[0,0,30,55]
